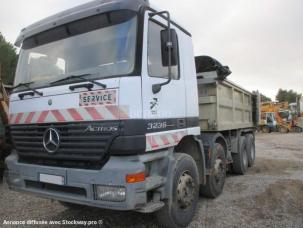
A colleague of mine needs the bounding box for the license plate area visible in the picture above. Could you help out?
[39,173,65,185]
[79,89,117,106]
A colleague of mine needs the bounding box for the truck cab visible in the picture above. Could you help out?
[9,0,199,157]
[5,1,256,227]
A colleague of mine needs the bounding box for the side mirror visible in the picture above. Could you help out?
[161,29,178,67]
[149,11,175,94]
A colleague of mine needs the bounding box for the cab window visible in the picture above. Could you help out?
[147,20,179,79]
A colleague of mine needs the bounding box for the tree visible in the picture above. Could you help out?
[276,89,301,103]
[0,32,18,85]
[260,94,272,102]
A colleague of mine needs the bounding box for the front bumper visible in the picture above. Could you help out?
[5,152,164,211]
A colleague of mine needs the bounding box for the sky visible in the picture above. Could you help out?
[0,0,302,100]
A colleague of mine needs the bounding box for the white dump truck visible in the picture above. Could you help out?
[5,0,257,227]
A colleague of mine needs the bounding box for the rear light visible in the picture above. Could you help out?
[126,172,145,183]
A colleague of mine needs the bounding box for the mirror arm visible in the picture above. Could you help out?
[149,11,172,94]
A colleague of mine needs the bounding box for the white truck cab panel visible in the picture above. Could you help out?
[141,11,186,120]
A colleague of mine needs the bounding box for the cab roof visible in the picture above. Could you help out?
[15,0,149,47]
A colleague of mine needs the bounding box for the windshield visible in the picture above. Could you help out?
[14,10,138,90]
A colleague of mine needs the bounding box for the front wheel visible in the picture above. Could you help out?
[261,125,270,133]
[156,153,199,228]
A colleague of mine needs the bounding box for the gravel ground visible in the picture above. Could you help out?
[1,133,303,227]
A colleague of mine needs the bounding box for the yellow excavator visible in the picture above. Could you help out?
[261,102,302,133]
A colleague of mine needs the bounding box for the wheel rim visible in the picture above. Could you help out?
[242,149,248,167]
[214,157,225,185]
[177,171,195,210]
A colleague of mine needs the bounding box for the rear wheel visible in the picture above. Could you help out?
[245,134,255,167]
[200,143,226,198]
[232,136,248,175]
[291,126,302,133]
[156,153,199,228]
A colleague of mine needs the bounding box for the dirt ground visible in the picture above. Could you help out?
[0,133,303,227]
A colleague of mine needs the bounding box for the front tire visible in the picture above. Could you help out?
[261,125,270,133]
[200,143,226,198]
[156,153,199,228]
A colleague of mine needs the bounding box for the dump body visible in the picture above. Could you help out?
[197,72,254,131]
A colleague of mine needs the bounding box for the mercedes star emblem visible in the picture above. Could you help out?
[43,128,60,153]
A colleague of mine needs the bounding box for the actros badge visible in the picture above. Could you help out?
[43,128,60,153]
[84,125,119,133]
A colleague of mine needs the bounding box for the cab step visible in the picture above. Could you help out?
[136,201,165,213]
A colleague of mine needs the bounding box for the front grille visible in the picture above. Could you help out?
[10,122,119,169]
[25,180,87,197]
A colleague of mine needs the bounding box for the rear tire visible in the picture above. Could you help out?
[200,143,226,198]
[245,134,255,167]
[232,137,248,175]
[156,153,199,228]
[291,126,302,133]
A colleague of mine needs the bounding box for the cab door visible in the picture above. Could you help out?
[141,11,186,126]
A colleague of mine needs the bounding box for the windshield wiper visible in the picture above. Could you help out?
[13,82,43,97]
[13,82,34,90]
[50,74,107,88]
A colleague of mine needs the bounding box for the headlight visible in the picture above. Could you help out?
[94,185,126,202]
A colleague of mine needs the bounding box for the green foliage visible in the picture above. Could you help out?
[0,32,18,85]
[276,89,302,103]
[260,94,272,102]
